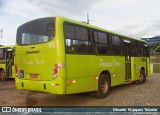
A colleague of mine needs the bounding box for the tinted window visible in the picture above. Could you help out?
[94,32,98,42]
[64,23,91,54]
[0,48,5,60]
[98,32,108,54]
[17,18,55,45]
[142,43,149,57]
[111,35,122,55]
[132,41,143,56]
[64,24,75,39]
[93,31,109,54]
[75,26,88,40]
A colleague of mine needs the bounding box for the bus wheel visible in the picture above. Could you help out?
[0,70,6,81]
[95,74,110,99]
[135,70,146,84]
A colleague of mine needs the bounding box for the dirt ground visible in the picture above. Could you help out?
[0,73,159,106]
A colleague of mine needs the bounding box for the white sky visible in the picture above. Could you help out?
[1,0,160,45]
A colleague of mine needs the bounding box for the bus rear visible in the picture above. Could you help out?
[15,17,66,94]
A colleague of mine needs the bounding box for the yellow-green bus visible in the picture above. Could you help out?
[15,17,150,98]
[0,45,15,80]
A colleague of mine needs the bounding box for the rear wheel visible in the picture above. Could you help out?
[95,74,110,99]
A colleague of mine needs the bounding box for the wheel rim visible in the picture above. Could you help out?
[101,80,109,94]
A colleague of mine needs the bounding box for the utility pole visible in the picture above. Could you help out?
[87,13,90,24]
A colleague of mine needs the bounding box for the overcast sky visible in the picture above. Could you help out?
[1,0,160,45]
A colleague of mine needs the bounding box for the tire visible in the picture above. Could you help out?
[135,70,146,84]
[95,74,111,99]
[0,70,6,81]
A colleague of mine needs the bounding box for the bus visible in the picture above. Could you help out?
[0,45,15,80]
[15,17,150,98]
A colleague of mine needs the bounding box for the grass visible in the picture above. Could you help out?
[153,63,160,73]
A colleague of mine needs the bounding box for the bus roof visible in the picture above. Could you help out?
[59,16,146,43]
[18,16,146,44]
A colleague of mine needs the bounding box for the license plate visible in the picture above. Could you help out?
[30,74,38,78]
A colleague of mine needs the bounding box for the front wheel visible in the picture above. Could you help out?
[95,74,111,99]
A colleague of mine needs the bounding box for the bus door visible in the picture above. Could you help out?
[124,40,131,81]
[5,48,13,77]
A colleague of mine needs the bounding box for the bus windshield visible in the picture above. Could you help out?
[17,18,55,45]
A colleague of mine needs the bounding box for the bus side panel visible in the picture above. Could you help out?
[131,57,146,81]
[111,56,125,86]
[66,54,99,94]
[65,55,125,94]
[66,55,99,77]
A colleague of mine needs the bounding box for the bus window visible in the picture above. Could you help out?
[75,26,91,54]
[17,18,55,45]
[111,35,122,55]
[93,31,108,55]
[64,24,75,39]
[98,32,108,54]
[75,26,88,40]
[0,49,5,60]
[22,33,49,44]
[132,41,143,57]
[64,24,91,54]
[143,43,149,57]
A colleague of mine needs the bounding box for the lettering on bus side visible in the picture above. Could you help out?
[23,58,44,65]
[113,60,121,66]
[99,59,121,67]
[100,59,112,67]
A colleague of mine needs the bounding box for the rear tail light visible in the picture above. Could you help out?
[53,64,60,79]
[15,65,19,76]
[52,63,65,79]
[54,64,59,69]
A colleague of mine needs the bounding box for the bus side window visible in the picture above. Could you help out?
[98,32,108,54]
[64,24,75,40]
[93,31,99,54]
[0,49,5,60]
[142,43,149,57]
[132,41,136,56]
[111,35,122,55]
[75,26,91,54]
[93,31,108,55]
[133,41,143,57]
[64,24,76,53]
[64,23,92,54]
